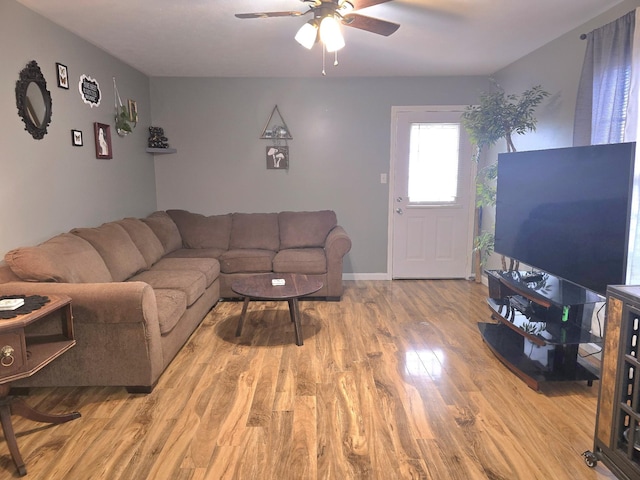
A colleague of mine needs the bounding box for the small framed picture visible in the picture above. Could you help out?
[56,63,69,89]
[71,129,83,146]
[266,146,289,170]
[94,122,112,159]
[128,99,138,122]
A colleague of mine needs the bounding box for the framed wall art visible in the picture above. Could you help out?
[79,74,101,107]
[94,122,112,159]
[128,99,138,122]
[266,146,289,170]
[56,63,69,89]
[71,129,83,146]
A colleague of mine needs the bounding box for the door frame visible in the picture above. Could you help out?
[387,105,477,279]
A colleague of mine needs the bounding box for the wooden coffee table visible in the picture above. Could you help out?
[231,273,322,346]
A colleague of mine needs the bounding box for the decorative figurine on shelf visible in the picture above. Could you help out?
[148,126,169,149]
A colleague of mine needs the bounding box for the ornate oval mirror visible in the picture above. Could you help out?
[15,60,52,139]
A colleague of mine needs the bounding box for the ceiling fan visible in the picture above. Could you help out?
[235,1,400,51]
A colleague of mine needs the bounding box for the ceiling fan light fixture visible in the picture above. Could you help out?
[294,20,318,49]
[319,15,345,52]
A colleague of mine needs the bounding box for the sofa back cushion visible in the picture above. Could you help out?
[142,211,182,254]
[72,223,147,282]
[278,210,337,249]
[4,233,113,283]
[166,210,232,250]
[116,218,165,268]
[229,213,279,251]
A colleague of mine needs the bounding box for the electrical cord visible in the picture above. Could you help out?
[579,302,606,358]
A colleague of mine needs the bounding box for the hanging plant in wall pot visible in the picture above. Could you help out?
[115,105,134,136]
[113,77,136,137]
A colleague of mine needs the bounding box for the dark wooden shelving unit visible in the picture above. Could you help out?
[584,285,640,478]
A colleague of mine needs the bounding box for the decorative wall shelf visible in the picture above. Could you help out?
[146,148,177,155]
[261,105,292,140]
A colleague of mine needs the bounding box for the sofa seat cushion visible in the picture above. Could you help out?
[155,289,188,335]
[167,210,232,250]
[116,218,165,268]
[72,223,147,282]
[129,270,206,306]
[279,210,337,249]
[165,248,225,260]
[4,233,113,283]
[142,212,182,255]
[219,249,275,274]
[273,248,327,274]
[229,213,280,251]
[150,257,220,287]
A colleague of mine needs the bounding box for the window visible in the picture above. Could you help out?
[408,122,460,203]
[574,9,637,145]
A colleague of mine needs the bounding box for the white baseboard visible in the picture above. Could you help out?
[342,273,483,282]
[343,273,391,281]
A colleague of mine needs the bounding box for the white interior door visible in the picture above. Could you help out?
[390,107,475,279]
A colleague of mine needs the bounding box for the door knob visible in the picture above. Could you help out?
[396,208,403,215]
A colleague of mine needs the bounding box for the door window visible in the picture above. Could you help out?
[408,123,460,204]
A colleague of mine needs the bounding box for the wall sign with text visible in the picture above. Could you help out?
[78,74,101,107]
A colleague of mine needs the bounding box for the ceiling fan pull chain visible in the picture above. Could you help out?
[322,43,327,76]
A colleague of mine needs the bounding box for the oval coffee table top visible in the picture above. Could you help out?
[231,273,322,300]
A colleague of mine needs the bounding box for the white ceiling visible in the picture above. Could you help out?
[17,0,625,78]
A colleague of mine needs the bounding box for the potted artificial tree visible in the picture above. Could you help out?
[462,80,549,280]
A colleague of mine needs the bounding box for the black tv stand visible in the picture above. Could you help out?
[478,270,604,390]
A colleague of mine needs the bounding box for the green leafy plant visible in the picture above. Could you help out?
[475,162,497,208]
[113,77,137,137]
[115,105,133,136]
[474,230,495,268]
[462,80,549,275]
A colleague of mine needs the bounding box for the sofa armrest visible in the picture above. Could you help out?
[325,225,352,258]
[0,281,158,326]
[324,226,351,299]
[0,280,164,390]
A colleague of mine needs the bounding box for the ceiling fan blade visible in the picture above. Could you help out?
[349,0,393,10]
[342,13,399,36]
[235,11,304,19]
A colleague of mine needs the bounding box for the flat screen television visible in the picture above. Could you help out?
[494,142,638,295]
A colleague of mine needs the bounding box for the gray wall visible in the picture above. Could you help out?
[495,0,640,151]
[0,0,156,255]
[150,76,489,275]
[4,0,635,277]
[481,0,640,270]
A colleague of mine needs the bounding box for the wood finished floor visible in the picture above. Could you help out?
[0,280,616,479]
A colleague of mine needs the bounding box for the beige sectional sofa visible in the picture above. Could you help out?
[0,209,351,393]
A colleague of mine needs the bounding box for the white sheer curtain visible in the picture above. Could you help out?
[626,10,640,142]
[573,9,640,286]
[573,9,636,146]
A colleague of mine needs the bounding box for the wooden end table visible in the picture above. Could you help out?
[0,294,80,477]
[231,273,322,346]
